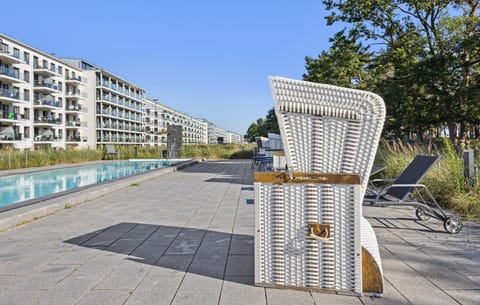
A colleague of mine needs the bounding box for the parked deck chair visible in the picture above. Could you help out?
[364,155,462,234]
[105,144,121,159]
[255,77,385,295]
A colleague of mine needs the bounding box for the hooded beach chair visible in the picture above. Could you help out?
[255,77,385,295]
[365,155,462,233]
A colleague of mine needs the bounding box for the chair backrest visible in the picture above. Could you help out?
[269,76,386,197]
[106,144,117,154]
[385,155,439,200]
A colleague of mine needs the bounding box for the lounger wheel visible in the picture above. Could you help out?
[444,217,462,234]
[415,208,431,221]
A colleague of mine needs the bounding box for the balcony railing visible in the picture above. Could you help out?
[34,117,62,125]
[0,89,21,101]
[0,49,24,64]
[34,100,62,108]
[0,67,20,80]
[34,81,60,91]
[66,104,85,112]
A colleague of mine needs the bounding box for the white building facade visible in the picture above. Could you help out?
[0,34,242,150]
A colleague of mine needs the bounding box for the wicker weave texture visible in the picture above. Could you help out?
[255,182,361,293]
[256,77,385,294]
[269,77,386,197]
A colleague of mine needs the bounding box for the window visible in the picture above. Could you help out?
[58,66,62,75]
[0,43,8,53]
[23,52,30,64]
[42,59,47,68]
[23,89,30,101]
[13,86,19,98]
[13,67,19,79]
[13,48,20,59]
[33,56,39,68]
[50,63,55,72]
[1,63,7,75]
[58,82,63,91]
[24,71,30,83]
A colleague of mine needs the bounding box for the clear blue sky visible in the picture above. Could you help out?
[2,0,337,135]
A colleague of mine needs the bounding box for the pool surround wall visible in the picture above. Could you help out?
[0,159,201,232]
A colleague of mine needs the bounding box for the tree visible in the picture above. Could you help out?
[314,0,480,143]
[246,118,265,143]
[245,109,280,142]
[304,31,372,89]
[264,108,279,135]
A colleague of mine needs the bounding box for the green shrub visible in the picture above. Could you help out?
[0,144,254,170]
[0,148,103,170]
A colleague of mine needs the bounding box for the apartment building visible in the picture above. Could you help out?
[201,119,243,144]
[62,58,147,149]
[0,34,242,150]
[144,98,208,146]
[0,34,88,150]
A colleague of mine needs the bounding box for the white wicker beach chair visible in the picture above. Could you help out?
[254,77,385,295]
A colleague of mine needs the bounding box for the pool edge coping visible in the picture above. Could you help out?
[0,158,202,232]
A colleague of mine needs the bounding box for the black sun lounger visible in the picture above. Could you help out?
[364,155,462,233]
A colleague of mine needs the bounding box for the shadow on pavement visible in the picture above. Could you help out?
[64,222,255,285]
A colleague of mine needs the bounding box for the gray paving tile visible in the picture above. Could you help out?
[124,275,183,305]
[172,289,221,305]
[444,289,480,305]
[360,280,411,305]
[51,247,98,265]
[229,235,254,255]
[225,255,254,276]
[95,259,151,290]
[0,289,43,305]
[76,290,131,305]
[265,288,315,305]
[311,292,363,305]
[82,222,137,248]
[180,273,223,290]
[219,280,266,305]
[30,276,97,305]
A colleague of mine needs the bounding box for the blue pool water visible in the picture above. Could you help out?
[0,159,182,211]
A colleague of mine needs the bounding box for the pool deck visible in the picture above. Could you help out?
[0,159,479,305]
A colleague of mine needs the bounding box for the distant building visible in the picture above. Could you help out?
[0,33,242,150]
[198,119,243,144]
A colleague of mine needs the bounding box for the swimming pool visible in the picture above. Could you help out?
[0,159,184,211]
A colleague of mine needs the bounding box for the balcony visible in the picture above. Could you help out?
[0,111,23,122]
[34,131,57,142]
[34,116,62,126]
[66,90,87,100]
[0,127,23,141]
[0,67,24,84]
[66,120,87,128]
[34,99,62,109]
[0,89,23,104]
[65,104,85,113]
[0,50,24,64]
[33,64,60,77]
[65,75,84,85]
[34,81,60,94]
[99,83,145,104]
[66,135,87,142]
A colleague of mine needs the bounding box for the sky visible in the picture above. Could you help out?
[1,0,338,135]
